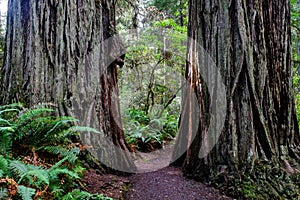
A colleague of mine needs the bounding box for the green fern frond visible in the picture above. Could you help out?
[61,189,113,200]
[0,118,12,126]
[0,126,14,132]
[0,155,8,177]
[10,160,29,177]
[45,116,78,135]
[19,169,50,186]
[49,157,68,170]
[24,163,44,171]
[0,108,20,115]
[9,160,43,179]
[17,108,54,125]
[17,185,36,200]
[49,168,79,180]
[0,186,9,199]
[71,165,85,177]
[41,146,80,163]
[0,130,13,155]
[0,103,23,110]
[14,108,56,143]
[15,114,77,146]
[61,189,92,200]
[51,187,65,197]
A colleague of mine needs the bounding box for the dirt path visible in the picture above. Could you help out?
[83,144,232,200]
[126,166,231,200]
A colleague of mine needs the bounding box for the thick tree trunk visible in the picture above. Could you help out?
[173,0,300,197]
[0,0,135,172]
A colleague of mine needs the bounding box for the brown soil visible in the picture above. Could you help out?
[126,166,232,200]
[82,169,130,199]
[82,144,233,200]
[82,167,232,200]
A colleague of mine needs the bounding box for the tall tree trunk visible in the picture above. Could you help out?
[0,0,135,172]
[173,0,300,197]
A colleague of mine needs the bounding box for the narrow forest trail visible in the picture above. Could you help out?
[126,166,232,200]
[125,145,232,200]
[83,144,232,200]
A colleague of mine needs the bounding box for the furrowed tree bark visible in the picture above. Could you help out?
[173,0,300,197]
[0,0,135,172]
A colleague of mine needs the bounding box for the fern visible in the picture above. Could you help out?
[15,113,76,147]
[0,118,12,126]
[49,168,79,180]
[10,160,29,177]
[49,157,69,170]
[16,116,57,142]
[48,157,80,180]
[0,186,8,199]
[17,108,54,124]
[0,108,20,116]
[9,160,50,189]
[41,146,80,164]
[0,107,17,156]
[0,126,14,132]
[62,189,113,200]
[46,116,78,135]
[0,103,23,110]
[0,129,13,155]
[0,104,106,199]
[19,169,50,187]
[61,189,92,200]
[38,117,78,145]
[0,155,8,177]
[17,185,36,200]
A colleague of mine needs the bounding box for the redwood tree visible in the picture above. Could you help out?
[0,0,135,172]
[174,0,300,198]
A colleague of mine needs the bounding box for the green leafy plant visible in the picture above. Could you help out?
[124,107,178,151]
[291,0,300,130]
[0,104,110,199]
[61,189,113,200]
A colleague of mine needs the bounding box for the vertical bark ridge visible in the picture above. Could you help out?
[1,0,135,172]
[175,0,300,180]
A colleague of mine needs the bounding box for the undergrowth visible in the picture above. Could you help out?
[123,108,178,152]
[0,103,111,200]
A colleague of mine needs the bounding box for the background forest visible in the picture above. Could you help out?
[0,0,299,199]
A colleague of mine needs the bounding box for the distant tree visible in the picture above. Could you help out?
[0,0,135,172]
[173,0,300,198]
[151,0,188,26]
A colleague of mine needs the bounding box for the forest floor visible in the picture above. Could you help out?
[82,144,233,200]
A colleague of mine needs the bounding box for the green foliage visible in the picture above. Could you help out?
[291,0,300,130]
[118,7,187,150]
[153,18,187,33]
[61,189,113,200]
[0,155,8,176]
[149,0,188,26]
[8,158,81,197]
[17,185,36,200]
[0,104,110,199]
[123,107,178,150]
[41,146,80,164]
[0,104,79,155]
[15,109,77,146]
